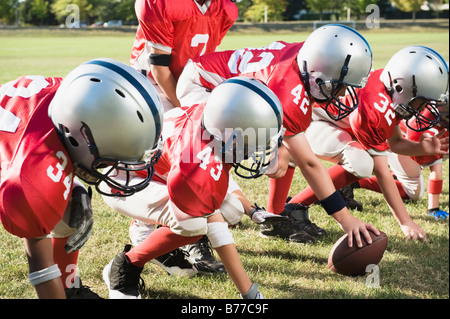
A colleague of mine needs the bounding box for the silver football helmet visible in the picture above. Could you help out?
[439,65,449,129]
[380,46,449,132]
[49,58,164,196]
[202,77,284,178]
[297,24,373,120]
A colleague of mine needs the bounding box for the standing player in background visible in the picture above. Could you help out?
[291,46,449,242]
[176,24,379,247]
[130,0,239,275]
[0,59,164,298]
[131,0,238,110]
[101,78,285,299]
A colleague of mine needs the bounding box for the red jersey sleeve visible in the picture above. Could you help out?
[0,76,73,238]
[404,113,449,165]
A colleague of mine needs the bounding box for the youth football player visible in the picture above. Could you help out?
[292,46,449,242]
[176,24,379,246]
[131,0,238,110]
[0,59,164,298]
[101,77,285,299]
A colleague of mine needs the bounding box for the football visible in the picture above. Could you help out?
[327,230,388,276]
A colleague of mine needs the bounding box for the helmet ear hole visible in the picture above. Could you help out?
[68,136,79,147]
[395,85,403,93]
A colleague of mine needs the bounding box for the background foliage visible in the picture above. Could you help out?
[0,0,449,26]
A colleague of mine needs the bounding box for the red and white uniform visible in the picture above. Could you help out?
[0,76,73,238]
[347,69,402,151]
[305,69,427,199]
[400,112,449,166]
[131,0,238,80]
[177,41,312,136]
[102,103,243,237]
[152,103,232,217]
[305,69,403,179]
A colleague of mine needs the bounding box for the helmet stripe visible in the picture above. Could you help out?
[225,77,282,129]
[84,59,162,146]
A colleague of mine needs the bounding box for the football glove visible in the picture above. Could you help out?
[248,203,288,225]
[428,208,449,220]
[65,186,94,253]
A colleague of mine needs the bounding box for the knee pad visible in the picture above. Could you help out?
[341,145,374,178]
[206,222,234,248]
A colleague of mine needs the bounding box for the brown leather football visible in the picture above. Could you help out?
[328,230,388,276]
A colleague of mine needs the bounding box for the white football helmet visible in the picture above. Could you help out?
[380,46,449,131]
[49,58,164,196]
[439,64,449,129]
[297,24,373,120]
[202,77,284,178]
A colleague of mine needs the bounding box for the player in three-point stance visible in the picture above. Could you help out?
[0,59,164,298]
[291,46,449,242]
[101,77,285,299]
[176,24,379,247]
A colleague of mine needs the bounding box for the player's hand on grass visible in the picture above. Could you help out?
[400,219,429,243]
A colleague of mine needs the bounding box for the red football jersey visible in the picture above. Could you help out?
[347,69,402,151]
[400,112,449,166]
[187,41,312,136]
[131,0,238,80]
[138,104,231,217]
[0,76,73,238]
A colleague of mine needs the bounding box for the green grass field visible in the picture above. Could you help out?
[0,27,448,300]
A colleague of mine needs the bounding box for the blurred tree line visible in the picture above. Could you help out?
[0,0,448,26]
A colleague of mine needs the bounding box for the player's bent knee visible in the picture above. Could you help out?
[220,193,245,226]
[403,174,425,201]
[342,147,374,178]
[206,222,234,248]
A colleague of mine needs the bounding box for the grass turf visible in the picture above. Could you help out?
[0,27,448,300]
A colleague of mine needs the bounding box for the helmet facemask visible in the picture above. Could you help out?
[201,76,285,180]
[381,46,449,132]
[302,56,362,121]
[219,127,284,179]
[59,122,163,197]
[388,73,442,132]
[50,58,165,198]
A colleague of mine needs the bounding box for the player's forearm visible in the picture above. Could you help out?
[375,167,412,225]
[284,135,336,200]
[150,65,181,107]
[300,159,337,200]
